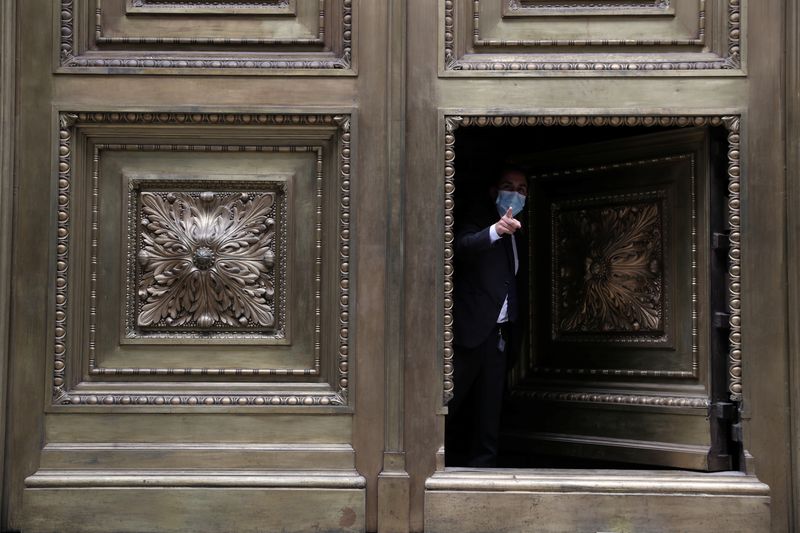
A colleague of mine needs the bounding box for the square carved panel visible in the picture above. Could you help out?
[552,193,668,343]
[126,177,289,341]
[53,112,353,407]
[442,0,742,74]
[57,0,353,74]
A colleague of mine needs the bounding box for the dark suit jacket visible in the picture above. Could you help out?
[453,203,526,349]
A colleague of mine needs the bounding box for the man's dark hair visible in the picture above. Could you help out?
[494,164,529,186]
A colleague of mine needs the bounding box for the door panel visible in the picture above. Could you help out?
[441,0,741,73]
[504,128,724,470]
[427,112,765,530]
[6,0,380,531]
[50,112,351,407]
[58,0,354,74]
[23,113,361,532]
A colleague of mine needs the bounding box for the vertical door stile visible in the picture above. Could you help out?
[743,0,795,528]
[0,0,17,525]
[377,0,411,531]
[787,0,800,529]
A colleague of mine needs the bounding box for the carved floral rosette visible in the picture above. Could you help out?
[127,180,288,338]
[552,194,668,342]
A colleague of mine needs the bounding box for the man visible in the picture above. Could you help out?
[446,167,528,467]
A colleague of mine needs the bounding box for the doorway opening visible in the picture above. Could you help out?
[444,116,742,472]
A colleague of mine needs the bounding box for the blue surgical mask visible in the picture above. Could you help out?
[496,190,526,217]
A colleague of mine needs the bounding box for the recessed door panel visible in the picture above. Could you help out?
[57,0,354,74]
[442,0,742,73]
[51,112,352,407]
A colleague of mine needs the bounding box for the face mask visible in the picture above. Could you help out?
[496,190,526,217]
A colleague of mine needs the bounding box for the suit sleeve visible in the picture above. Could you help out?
[455,223,496,256]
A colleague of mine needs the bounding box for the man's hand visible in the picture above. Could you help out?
[495,207,522,236]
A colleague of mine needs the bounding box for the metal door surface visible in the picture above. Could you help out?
[404,1,784,532]
[1,1,797,532]
[3,1,390,532]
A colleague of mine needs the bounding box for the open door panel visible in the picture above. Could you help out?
[503,127,734,471]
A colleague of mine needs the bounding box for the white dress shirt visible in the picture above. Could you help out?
[489,224,518,323]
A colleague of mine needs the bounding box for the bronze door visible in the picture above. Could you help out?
[3,1,392,532]
[510,127,733,471]
[0,1,795,532]
[408,1,780,532]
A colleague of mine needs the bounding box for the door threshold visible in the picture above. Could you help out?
[425,469,769,532]
[430,467,766,494]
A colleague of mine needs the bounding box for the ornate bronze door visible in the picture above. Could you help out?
[406,1,782,532]
[1,1,796,532]
[508,127,735,471]
[2,1,396,532]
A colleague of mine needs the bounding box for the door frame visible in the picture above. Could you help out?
[786,0,800,527]
[0,0,16,525]
[440,110,744,411]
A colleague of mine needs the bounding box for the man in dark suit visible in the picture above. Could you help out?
[446,168,528,467]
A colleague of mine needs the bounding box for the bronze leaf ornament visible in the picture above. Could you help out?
[136,191,276,329]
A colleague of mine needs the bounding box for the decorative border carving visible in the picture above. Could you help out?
[335,115,352,398]
[132,0,290,5]
[443,0,456,67]
[60,393,343,406]
[442,114,741,405]
[478,0,703,47]
[444,0,741,72]
[54,112,352,406]
[59,0,353,73]
[98,0,324,46]
[724,116,742,401]
[54,113,77,403]
[442,116,462,405]
[509,389,710,408]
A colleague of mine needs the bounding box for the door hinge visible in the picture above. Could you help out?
[708,401,741,471]
[708,401,737,421]
[713,311,731,329]
[709,401,743,443]
[712,232,730,251]
[731,422,743,443]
